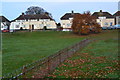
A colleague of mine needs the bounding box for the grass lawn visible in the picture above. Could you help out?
[46,30,119,78]
[2,31,85,75]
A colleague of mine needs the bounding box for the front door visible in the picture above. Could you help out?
[32,25,34,30]
[110,22,113,26]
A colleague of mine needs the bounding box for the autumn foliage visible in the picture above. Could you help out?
[71,11,102,35]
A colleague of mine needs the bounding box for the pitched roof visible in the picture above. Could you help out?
[92,10,114,18]
[12,14,54,22]
[0,16,10,22]
[113,11,120,16]
[60,13,80,20]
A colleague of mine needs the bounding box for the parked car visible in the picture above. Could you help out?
[10,29,14,33]
[111,26,116,29]
[102,27,107,30]
[107,26,116,30]
[107,27,112,30]
[114,24,120,29]
[2,29,9,32]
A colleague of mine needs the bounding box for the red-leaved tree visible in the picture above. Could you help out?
[71,11,102,35]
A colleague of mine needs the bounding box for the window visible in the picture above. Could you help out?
[24,25,26,28]
[16,20,20,22]
[39,19,43,21]
[118,22,120,24]
[31,19,37,21]
[104,22,108,25]
[22,20,25,22]
[99,17,106,19]
[63,23,65,25]
[16,25,19,28]
[47,24,50,27]
[40,24,43,27]
[98,23,101,25]
[44,19,50,21]
[67,24,71,27]
[69,18,73,20]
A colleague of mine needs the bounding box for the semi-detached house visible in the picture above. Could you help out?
[0,16,10,30]
[60,11,79,31]
[113,11,120,25]
[10,13,57,30]
[92,10,115,28]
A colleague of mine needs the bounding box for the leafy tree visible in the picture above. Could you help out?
[25,6,52,18]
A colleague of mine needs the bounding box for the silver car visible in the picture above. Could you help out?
[114,24,120,29]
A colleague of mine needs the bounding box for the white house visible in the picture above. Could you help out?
[0,16,10,30]
[113,11,120,25]
[92,10,115,28]
[60,11,80,31]
[10,13,57,31]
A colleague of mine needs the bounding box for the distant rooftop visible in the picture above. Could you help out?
[0,16,10,22]
[92,10,114,18]
[12,13,54,22]
[60,11,80,20]
[113,11,120,16]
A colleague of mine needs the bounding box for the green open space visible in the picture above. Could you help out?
[2,31,85,74]
[46,30,119,78]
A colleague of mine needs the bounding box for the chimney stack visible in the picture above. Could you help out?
[72,10,74,13]
[100,10,102,12]
[22,12,24,15]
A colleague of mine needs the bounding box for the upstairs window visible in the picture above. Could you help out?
[16,20,20,22]
[99,17,106,19]
[30,19,37,21]
[44,19,50,21]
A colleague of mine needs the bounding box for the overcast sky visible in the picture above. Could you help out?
[0,1,119,23]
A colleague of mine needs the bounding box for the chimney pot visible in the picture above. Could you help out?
[100,10,102,12]
[72,10,74,13]
[22,13,24,15]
